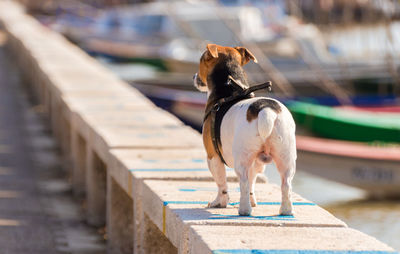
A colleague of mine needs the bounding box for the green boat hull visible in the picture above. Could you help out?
[287,101,400,143]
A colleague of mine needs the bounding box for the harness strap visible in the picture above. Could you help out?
[209,109,225,164]
[203,77,272,165]
[203,78,272,122]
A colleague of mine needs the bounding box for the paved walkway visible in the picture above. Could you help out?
[0,36,105,254]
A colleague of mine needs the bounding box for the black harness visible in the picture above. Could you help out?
[203,76,272,165]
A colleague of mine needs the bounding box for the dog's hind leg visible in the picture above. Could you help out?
[278,164,295,215]
[273,149,296,216]
[207,156,229,208]
[235,160,253,216]
[249,160,264,207]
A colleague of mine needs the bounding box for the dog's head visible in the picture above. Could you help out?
[193,44,257,95]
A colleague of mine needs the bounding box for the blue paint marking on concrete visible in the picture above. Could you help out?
[162,200,315,207]
[178,188,198,192]
[163,201,209,206]
[192,158,206,163]
[140,158,206,164]
[162,202,295,221]
[129,168,209,172]
[208,214,295,221]
[178,187,241,192]
[212,251,398,254]
[130,167,234,172]
[228,202,316,206]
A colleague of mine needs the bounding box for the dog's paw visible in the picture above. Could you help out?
[279,204,294,216]
[238,205,252,216]
[207,200,227,208]
[207,194,229,208]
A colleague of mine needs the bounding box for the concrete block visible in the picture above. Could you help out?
[86,148,107,227]
[67,101,157,143]
[70,128,87,197]
[189,226,396,254]
[78,108,184,132]
[143,180,346,226]
[47,73,129,97]
[91,125,203,164]
[63,95,153,123]
[140,213,178,254]
[64,96,155,167]
[68,102,164,205]
[69,106,185,194]
[85,126,201,228]
[107,148,241,254]
[50,84,143,125]
[107,176,133,254]
[61,94,152,127]
[139,180,347,252]
[109,149,242,196]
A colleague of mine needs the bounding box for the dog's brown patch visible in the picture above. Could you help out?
[202,117,218,160]
[246,98,281,122]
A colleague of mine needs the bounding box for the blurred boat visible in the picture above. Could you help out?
[288,101,400,143]
[296,135,400,198]
[338,105,400,113]
[51,2,267,71]
[44,1,399,95]
[131,78,400,132]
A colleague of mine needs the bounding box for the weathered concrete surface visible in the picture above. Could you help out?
[85,146,108,227]
[143,180,346,227]
[108,148,267,254]
[189,226,396,253]
[107,176,133,254]
[108,149,265,197]
[0,40,105,254]
[84,124,202,228]
[79,109,183,129]
[90,125,203,164]
[66,96,155,189]
[73,106,183,141]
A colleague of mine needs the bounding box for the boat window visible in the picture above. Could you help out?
[95,12,121,34]
[135,15,165,36]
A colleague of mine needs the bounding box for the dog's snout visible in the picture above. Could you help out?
[193,73,208,92]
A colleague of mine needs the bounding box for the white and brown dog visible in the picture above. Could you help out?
[193,44,296,216]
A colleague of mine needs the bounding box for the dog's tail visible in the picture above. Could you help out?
[257,108,278,140]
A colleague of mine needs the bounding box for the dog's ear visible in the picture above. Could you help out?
[235,47,258,65]
[207,44,219,58]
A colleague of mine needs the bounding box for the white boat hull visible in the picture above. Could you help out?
[297,149,400,198]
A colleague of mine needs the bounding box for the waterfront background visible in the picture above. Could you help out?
[17,0,400,251]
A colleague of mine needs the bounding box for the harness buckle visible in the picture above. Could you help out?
[212,103,220,112]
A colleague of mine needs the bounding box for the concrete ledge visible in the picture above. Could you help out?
[109,149,213,196]
[189,226,396,253]
[142,180,346,228]
[73,105,183,141]
[90,126,203,164]
[139,180,346,253]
